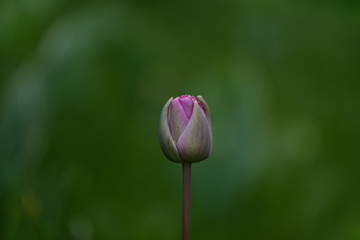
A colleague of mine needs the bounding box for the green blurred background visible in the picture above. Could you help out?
[1,0,360,239]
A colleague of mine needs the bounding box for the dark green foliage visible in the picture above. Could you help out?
[0,0,360,239]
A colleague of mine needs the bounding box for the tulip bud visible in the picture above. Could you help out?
[159,95,212,163]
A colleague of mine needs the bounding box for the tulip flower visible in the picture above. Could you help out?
[159,95,212,240]
[159,95,212,163]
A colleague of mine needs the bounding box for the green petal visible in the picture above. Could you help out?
[197,95,212,128]
[159,97,182,163]
[197,96,212,152]
[177,101,212,162]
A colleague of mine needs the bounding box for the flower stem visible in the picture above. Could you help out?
[182,162,191,240]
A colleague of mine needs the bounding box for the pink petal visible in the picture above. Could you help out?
[169,98,190,142]
[179,96,195,119]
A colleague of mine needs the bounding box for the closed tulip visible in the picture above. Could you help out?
[159,95,212,163]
